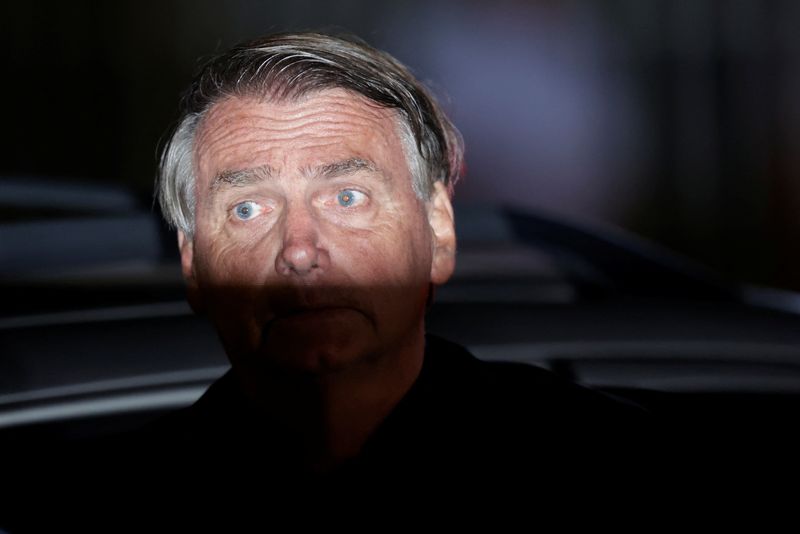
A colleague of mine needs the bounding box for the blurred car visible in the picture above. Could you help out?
[2,177,800,448]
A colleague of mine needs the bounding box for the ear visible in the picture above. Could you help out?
[427,181,456,285]
[178,230,205,313]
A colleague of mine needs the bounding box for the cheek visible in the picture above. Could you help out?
[195,236,272,287]
[334,220,431,285]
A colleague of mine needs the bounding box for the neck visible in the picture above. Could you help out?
[234,325,426,472]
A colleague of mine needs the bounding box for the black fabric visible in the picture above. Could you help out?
[136,333,650,484]
[3,334,660,531]
[7,335,793,532]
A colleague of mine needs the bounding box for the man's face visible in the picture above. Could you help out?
[180,89,455,375]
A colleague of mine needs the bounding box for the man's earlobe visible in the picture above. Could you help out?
[178,230,205,313]
[428,181,457,285]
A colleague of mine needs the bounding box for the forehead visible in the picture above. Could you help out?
[193,88,409,183]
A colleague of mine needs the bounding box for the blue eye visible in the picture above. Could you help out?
[337,189,363,207]
[233,201,262,220]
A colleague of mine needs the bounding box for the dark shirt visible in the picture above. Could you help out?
[4,334,654,531]
[139,333,649,484]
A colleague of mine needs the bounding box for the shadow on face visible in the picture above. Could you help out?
[193,280,434,376]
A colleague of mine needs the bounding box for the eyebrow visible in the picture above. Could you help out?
[210,165,275,192]
[209,157,386,193]
[311,157,380,179]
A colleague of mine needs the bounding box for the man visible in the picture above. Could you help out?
[151,31,646,484]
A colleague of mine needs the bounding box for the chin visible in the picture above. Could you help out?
[285,345,368,374]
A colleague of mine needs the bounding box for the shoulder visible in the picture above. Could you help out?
[422,332,648,421]
[114,369,244,452]
[382,334,653,476]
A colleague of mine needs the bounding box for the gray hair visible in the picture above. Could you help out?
[157,32,464,236]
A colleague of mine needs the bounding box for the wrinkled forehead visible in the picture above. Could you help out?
[192,88,412,184]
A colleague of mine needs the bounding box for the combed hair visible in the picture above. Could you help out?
[157,32,464,236]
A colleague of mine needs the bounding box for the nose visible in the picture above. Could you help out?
[275,200,325,277]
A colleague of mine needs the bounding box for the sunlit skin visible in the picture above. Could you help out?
[177,89,456,470]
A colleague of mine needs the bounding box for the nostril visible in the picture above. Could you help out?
[276,241,320,276]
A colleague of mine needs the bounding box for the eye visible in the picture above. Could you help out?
[232,201,263,221]
[336,189,366,208]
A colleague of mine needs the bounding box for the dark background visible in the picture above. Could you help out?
[3,0,800,291]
